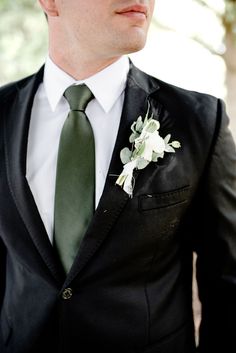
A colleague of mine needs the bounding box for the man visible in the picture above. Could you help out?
[0,0,236,352]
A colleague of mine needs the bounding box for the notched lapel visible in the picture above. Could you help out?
[3,68,65,283]
[65,63,164,285]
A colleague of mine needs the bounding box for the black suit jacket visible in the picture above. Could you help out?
[0,63,236,353]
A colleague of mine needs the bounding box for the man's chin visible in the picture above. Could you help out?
[122,41,147,55]
[126,30,148,53]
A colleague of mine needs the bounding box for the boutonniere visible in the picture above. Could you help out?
[116,103,181,197]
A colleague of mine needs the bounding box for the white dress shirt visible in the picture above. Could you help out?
[26,55,129,242]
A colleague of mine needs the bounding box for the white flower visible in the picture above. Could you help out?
[116,104,181,196]
[136,129,166,162]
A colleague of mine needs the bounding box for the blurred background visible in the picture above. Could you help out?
[1,0,236,344]
[0,0,236,139]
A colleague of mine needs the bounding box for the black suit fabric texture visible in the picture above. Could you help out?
[0,62,236,353]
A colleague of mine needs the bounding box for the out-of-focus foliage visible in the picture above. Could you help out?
[224,0,236,34]
[0,0,47,84]
[195,0,236,37]
[0,0,35,11]
[1,0,236,84]
[192,0,236,68]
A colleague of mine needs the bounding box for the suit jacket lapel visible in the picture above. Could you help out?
[3,67,65,284]
[3,61,164,287]
[64,62,162,286]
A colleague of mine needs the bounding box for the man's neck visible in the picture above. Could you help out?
[49,51,122,81]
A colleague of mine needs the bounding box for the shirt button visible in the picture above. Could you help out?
[62,288,73,300]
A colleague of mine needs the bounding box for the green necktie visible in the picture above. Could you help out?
[54,84,95,273]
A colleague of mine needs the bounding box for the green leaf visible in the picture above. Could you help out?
[165,145,175,153]
[136,116,143,132]
[171,141,181,148]
[120,147,132,164]
[152,152,158,162]
[136,158,150,170]
[164,134,171,144]
[129,132,139,143]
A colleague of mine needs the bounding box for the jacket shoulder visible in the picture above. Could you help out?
[152,75,219,109]
[136,70,227,152]
[130,63,218,105]
[131,63,220,120]
[0,74,36,101]
[0,65,44,101]
[151,75,223,129]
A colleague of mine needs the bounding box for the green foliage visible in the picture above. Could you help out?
[0,0,37,11]
[1,0,236,85]
[224,0,236,33]
[0,0,47,84]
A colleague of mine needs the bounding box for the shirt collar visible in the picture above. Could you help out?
[44,55,130,113]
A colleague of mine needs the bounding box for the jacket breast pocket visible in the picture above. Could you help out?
[138,186,191,212]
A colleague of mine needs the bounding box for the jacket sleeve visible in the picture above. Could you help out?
[194,99,236,352]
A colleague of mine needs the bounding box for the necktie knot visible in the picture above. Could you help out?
[64,84,94,111]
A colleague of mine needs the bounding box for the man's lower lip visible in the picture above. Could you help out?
[117,11,146,20]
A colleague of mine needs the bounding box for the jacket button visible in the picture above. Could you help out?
[62,288,73,300]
